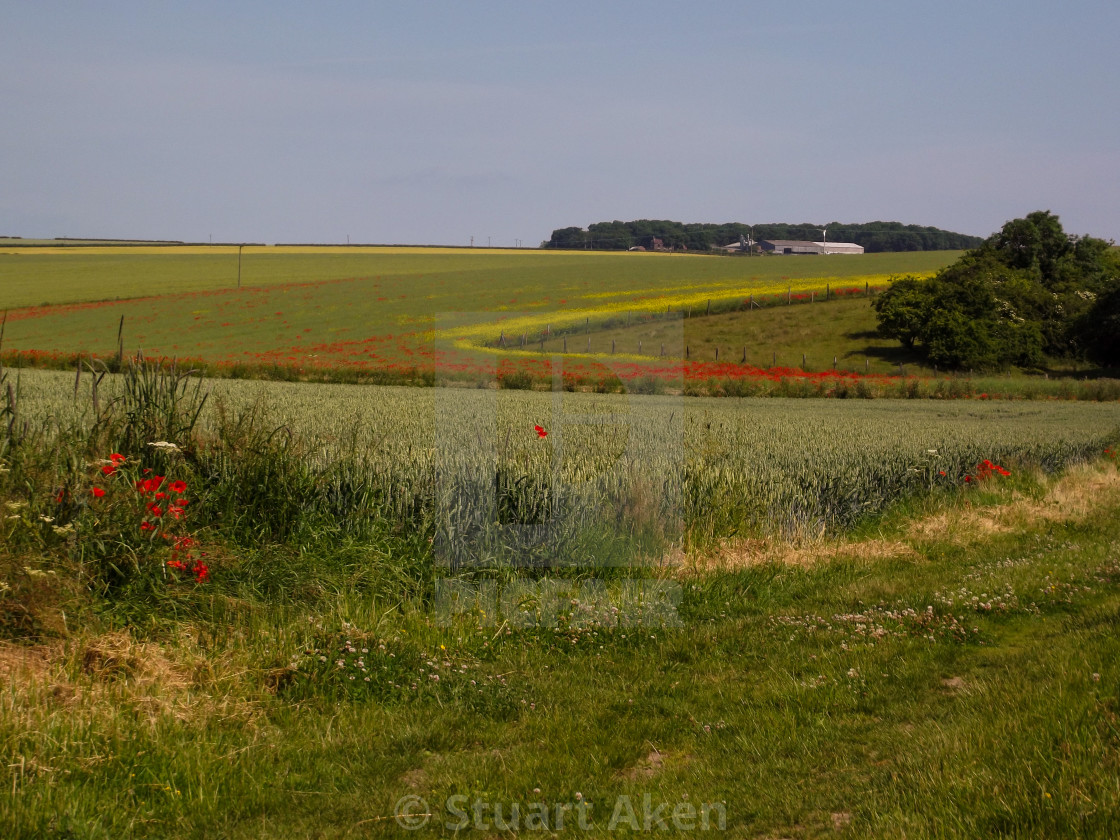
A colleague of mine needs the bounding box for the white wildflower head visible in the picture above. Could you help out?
[148,441,181,453]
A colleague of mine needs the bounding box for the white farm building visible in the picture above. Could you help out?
[757,239,864,255]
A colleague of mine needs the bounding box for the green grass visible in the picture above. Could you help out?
[547,294,929,375]
[4,461,1120,838]
[566,295,1117,382]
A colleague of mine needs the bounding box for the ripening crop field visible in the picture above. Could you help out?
[0,246,956,383]
[13,369,1120,561]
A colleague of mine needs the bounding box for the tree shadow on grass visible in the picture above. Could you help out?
[843,331,929,370]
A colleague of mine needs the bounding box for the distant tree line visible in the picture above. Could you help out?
[873,211,1120,370]
[543,220,984,252]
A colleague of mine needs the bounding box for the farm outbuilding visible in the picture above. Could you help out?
[757,240,864,255]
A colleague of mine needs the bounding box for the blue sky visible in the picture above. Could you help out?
[2,1,1118,245]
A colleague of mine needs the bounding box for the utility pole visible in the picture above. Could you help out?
[237,244,244,289]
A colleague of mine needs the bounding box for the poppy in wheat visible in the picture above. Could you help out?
[534,425,548,439]
[91,487,106,498]
[169,480,187,494]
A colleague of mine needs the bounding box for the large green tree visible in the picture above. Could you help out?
[873,211,1119,371]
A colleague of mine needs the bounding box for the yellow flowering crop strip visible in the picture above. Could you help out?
[439,273,925,356]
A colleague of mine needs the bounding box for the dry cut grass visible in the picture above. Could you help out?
[0,627,267,735]
[908,462,1120,543]
[689,461,1120,571]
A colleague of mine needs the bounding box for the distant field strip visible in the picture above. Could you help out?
[0,247,957,309]
[0,249,958,379]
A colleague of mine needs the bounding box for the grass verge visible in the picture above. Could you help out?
[3,445,1120,837]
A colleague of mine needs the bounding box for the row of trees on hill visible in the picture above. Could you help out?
[873,211,1120,370]
[543,220,984,252]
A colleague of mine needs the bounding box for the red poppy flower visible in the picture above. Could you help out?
[534,425,548,438]
[101,465,117,476]
[140,521,156,531]
[91,487,106,498]
[147,504,163,517]
[110,453,126,464]
[193,563,210,583]
[169,480,187,494]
